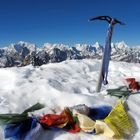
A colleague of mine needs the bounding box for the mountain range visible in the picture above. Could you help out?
[0,41,140,67]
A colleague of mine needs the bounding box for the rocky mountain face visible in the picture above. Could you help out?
[0,41,140,67]
[0,41,36,67]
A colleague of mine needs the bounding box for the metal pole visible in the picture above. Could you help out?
[89,16,125,92]
[96,21,114,92]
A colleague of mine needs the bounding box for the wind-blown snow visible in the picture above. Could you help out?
[0,59,140,140]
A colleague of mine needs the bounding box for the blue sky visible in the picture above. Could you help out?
[0,0,140,47]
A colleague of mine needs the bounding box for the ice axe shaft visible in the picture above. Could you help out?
[89,16,125,92]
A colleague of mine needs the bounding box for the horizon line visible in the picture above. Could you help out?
[0,40,140,48]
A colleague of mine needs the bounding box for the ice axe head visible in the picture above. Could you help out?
[89,16,125,25]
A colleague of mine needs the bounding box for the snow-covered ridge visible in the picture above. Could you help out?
[0,59,140,139]
[0,41,140,67]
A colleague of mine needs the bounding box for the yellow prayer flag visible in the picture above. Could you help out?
[104,99,133,139]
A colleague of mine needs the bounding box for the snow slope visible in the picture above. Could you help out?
[0,59,140,140]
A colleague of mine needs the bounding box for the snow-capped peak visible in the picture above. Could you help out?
[115,41,128,49]
[94,42,100,48]
[0,41,140,68]
[43,43,68,52]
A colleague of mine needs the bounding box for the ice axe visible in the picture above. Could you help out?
[89,16,125,92]
[89,16,125,25]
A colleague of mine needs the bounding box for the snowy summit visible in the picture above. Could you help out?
[0,59,140,139]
